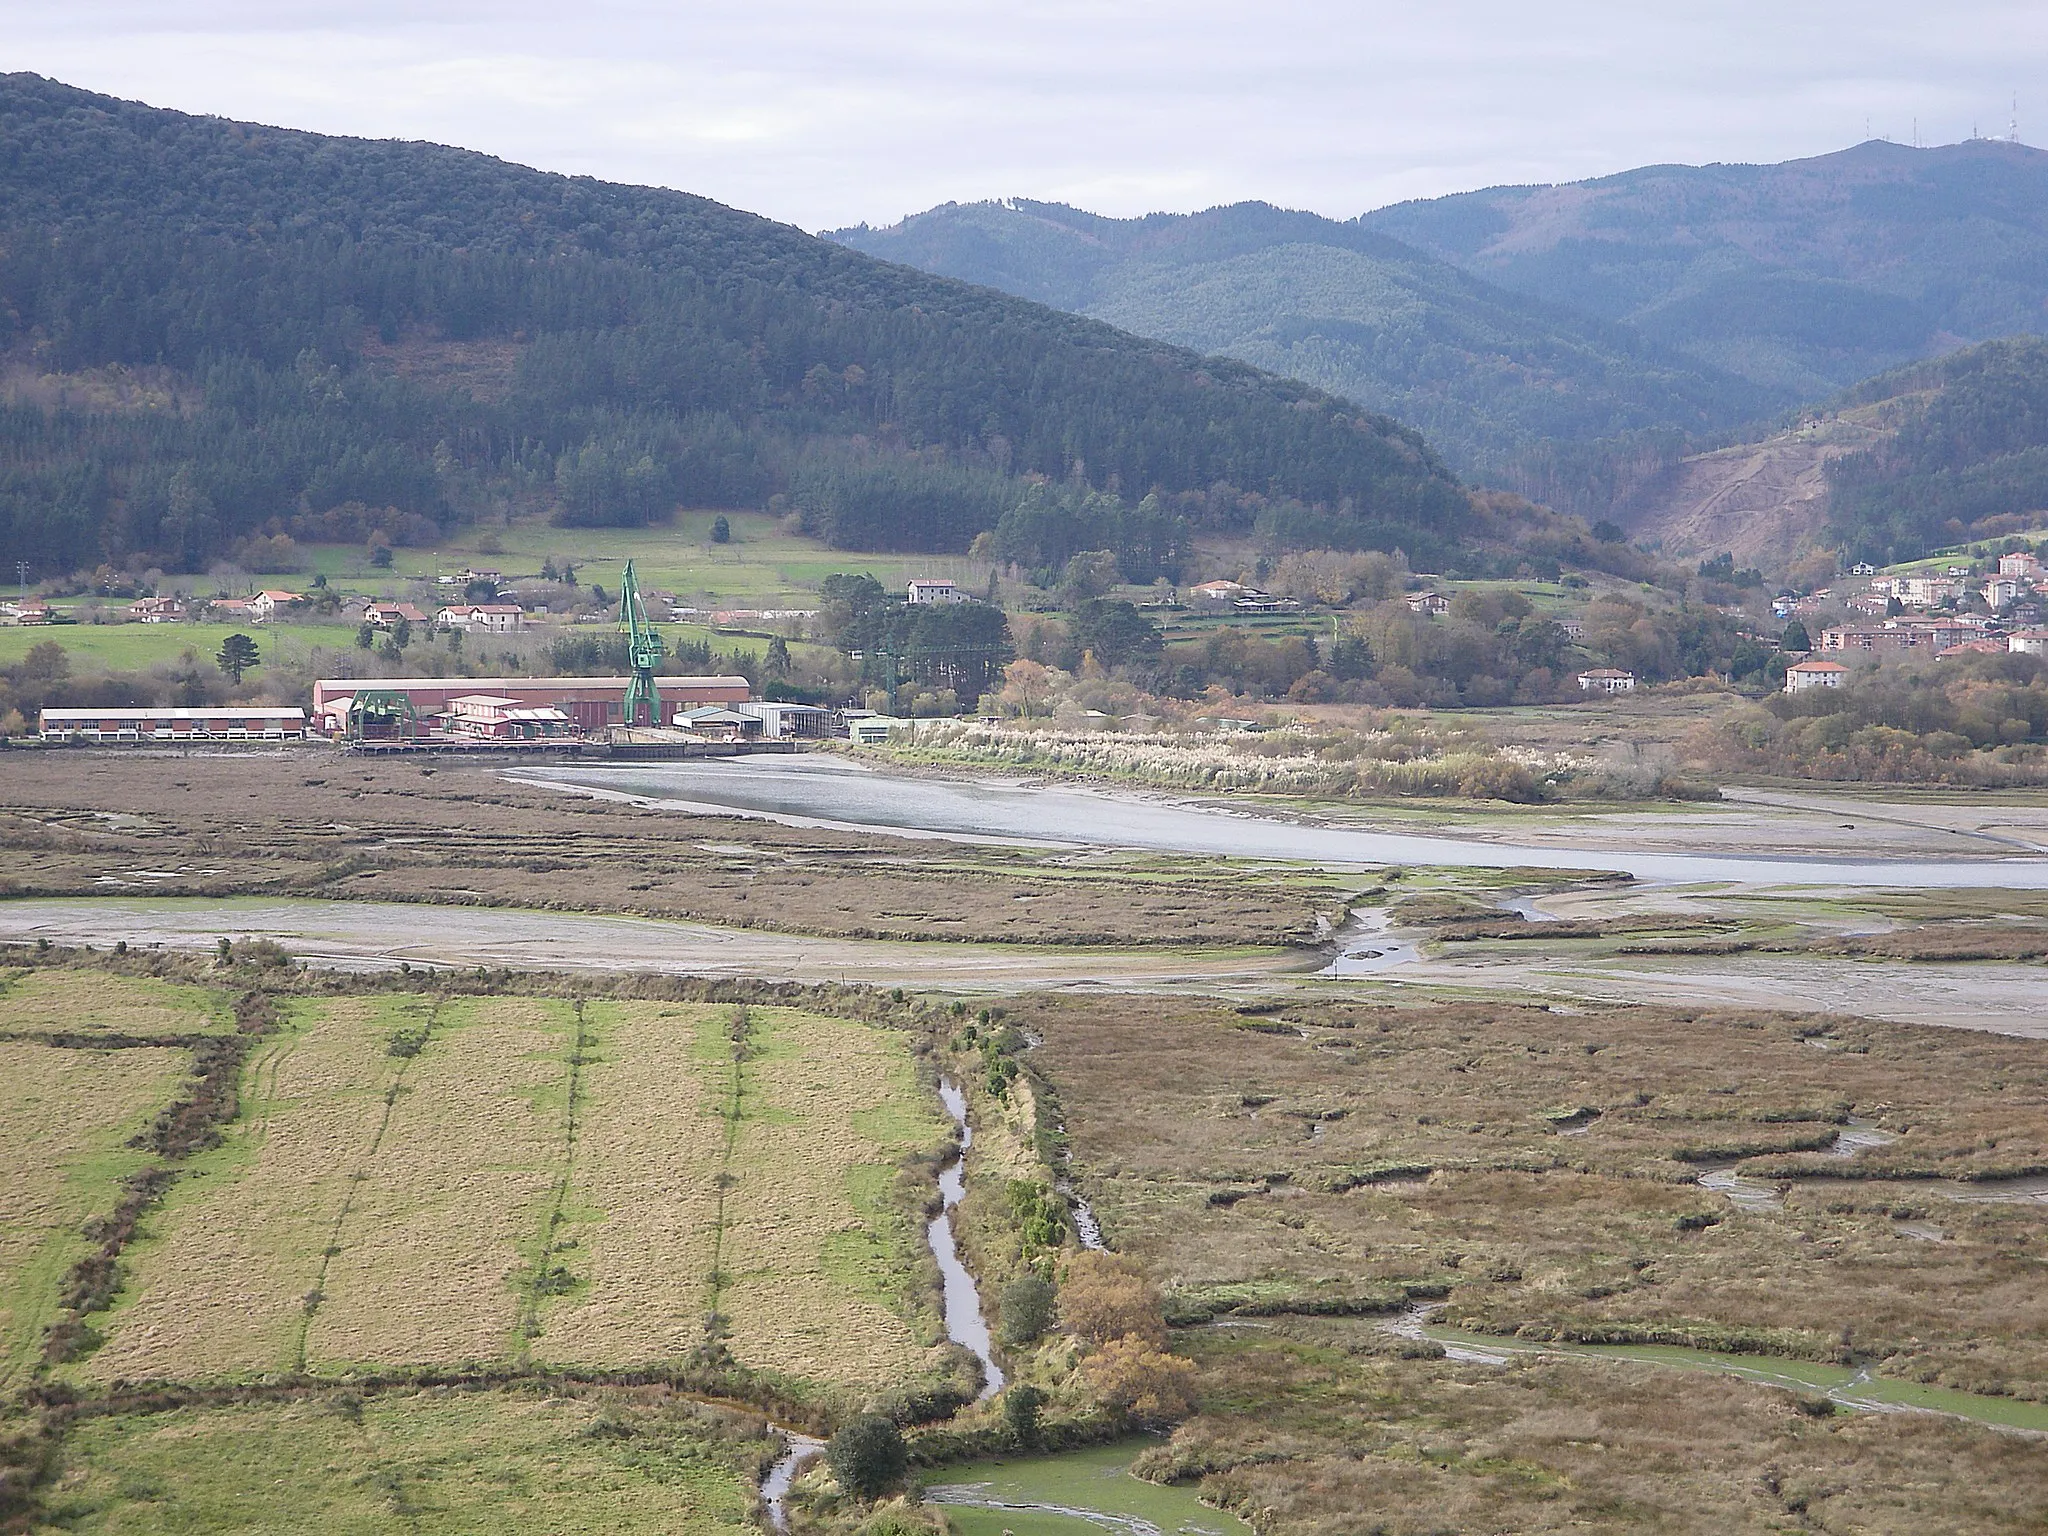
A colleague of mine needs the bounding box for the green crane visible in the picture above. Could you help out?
[618,559,663,727]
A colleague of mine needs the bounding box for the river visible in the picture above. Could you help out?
[510,757,2048,889]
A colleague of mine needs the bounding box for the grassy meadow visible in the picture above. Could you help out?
[39,987,947,1390]
[42,1389,766,1535]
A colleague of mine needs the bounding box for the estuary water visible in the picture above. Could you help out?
[512,756,2048,890]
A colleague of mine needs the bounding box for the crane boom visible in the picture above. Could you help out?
[618,559,663,727]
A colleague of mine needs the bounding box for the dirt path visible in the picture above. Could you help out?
[0,897,1299,992]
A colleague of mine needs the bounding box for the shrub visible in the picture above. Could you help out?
[827,1414,906,1500]
[999,1273,1056,1346]
[1082,1337,1199,1423]
[1059,1252,1167,1348]
[1002,1383,1047,1446]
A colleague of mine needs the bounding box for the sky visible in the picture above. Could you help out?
[7,1,2047,232]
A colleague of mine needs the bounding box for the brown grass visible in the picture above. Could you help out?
[532,1002,727,1366]
[0,754,1336,948]
[717,1008,947,1387]
[1170,1323,2048,1535]
[0,969,227,1037]
[307,997,573,1367]
[1021,992,2048,1396]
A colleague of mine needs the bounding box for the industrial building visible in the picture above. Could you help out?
[311,675,750,736]
[40,707,308,742]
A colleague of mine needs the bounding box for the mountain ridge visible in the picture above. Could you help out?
[0,73,1477,576]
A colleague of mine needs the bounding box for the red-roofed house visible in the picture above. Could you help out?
[1784,658,1848,692]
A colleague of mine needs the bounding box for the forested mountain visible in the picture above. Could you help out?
[1587,337,2048,567]
[829,199,1779,477]
[1821,337,2048,562]
[0,74,1475,577]
[1367,139,2048,399]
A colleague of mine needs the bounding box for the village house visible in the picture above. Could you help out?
[1,598,52,625]
[1998,551,2042,580]
[206,597,255,621]
[359,600,430,630]
[1190,579,1248,603]
[247,589,304,622]
[1577,667,1636,694]
[1406,590,1450,616]
[2010,628,2048,655]
[1784,658,1848,692]
[1939,637,2011,658]
[905,578,965,605]
[127,596,184,623]
[436,602,524,634]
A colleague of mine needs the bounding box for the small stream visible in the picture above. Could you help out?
[761,1077,1008,1528]
[1387,1307,2048,1433]
[935,1078,1006,1400]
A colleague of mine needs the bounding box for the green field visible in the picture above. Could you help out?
[46,991,947,1391]
[0,621,368,672]
[43,1390,763,1535]
[294,509,987,606]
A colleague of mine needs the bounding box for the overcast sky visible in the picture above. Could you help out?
[9,1,2046,231]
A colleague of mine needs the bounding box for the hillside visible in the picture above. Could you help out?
[0,75,1473,578]
[829,199,1779,477]
[1607,337,2048,566]
[1366,138,2048,398]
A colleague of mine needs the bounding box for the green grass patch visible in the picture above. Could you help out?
[44,1390,763,1534]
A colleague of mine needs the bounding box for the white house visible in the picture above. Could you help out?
[361,600,430,630]
[1576,667,1636,694]
[248,590,304,622]
[1406,591,1451,616]
[1984,577,2028,609]
[2010,628,2048,655]
[1785,658,1848,692]
[437,603,524,634]
[906,579,964,605]
[1998,552,2042,579]
[1191,579,1248,603]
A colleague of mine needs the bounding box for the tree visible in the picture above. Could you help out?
[825,1414,905,1500]
[368,535,394,569]
[1002,1384,1047,1446]
[1058,1252,1166,1348]
[765,635,791,676]
[355,622,375,650]
[1068,600,1162,671]
[1782,619,1812,651]
[1082,1336,1199,1423]
[215,632,259,683]
[19,640,69,683]
[711,514,731,544]
[391,615,412,651]
[999,1273,1056,1346]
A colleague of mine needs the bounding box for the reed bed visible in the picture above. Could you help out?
[889,720,1598,801]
